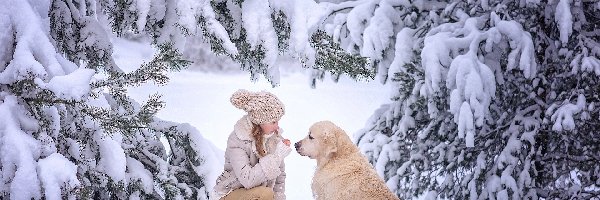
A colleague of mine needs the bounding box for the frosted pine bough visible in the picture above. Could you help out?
[1,0,221,199]
[352,0,600,200]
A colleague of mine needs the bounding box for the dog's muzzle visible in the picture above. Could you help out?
[294,141,301,150]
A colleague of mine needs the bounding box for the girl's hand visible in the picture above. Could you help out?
[282,139,291,147]
[275,140,292,159]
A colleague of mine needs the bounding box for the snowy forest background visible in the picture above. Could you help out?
[1,0,600,199]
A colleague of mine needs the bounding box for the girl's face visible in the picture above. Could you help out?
[259,121,279,136]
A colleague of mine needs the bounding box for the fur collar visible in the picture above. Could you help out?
[233,115,283,156]
[233,115,254,141]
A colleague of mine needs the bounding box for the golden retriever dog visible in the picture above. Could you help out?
[294,121,399,200]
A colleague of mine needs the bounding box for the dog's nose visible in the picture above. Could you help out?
[294,142,301,150]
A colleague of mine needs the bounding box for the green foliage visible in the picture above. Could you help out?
[51,0,114,70]
[310,30,374,81]
[202,1,273,82]
[93,43,189,88]
[50,0,79,62]
[84,43,188,135]
[7,43,191,198]
[104,0,138,35]
[272,11,291,52]
[150,122,212,199]
[233,29,269,79]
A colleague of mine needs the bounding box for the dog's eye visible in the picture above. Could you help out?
[309,135,314,140]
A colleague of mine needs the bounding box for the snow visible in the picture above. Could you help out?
[0,13,14,71]
[491,12,537,79]
[136,0,151,32]
[199,2,239,56]
[270,0,324,67]
[0,95,42,200]
[375,141,397,178]
[345,2,375,52]
[242,0,272,49]
[421,31,452,117]
[97,132,127,182]
[579,56,600,75]
[175,122,225,194]
[420,15,536,148]
[445,52,495,147]
[242,0,279,75]
[126,157,154,193]
[389,28,417,77]
[361,0,395,60]
[113,37,391,200]
[45,68,95,101]
[458,102,475,147]
[37,153,80,200]
[555,0,573,45]
[0,0,67,85]
[550,97,585,131]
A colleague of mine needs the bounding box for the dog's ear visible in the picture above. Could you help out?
[322,128,338,157]
[312,121,347,157]
[333,124,355,156]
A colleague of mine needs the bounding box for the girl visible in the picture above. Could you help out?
[212,89,292,200]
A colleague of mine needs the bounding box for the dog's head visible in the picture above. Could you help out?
[295,121,355,161]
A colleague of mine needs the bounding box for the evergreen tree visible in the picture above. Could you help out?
[1,0,219,199]
[342,0,600,199]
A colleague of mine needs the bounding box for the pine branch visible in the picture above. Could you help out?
[310,30,374,81]
[93,43,190,89]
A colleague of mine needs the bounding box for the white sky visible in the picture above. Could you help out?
[115,37,392,199]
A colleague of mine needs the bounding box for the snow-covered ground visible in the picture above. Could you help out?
[115,38,391,199]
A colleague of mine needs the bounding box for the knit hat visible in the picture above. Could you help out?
[230,89,285,124]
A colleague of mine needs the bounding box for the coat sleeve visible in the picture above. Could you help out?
[229,147,282,189]
[273,161,286,200]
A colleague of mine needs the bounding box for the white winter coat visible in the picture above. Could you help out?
[212,115,286,200]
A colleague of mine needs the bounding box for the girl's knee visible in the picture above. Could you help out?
[250,186,274,200]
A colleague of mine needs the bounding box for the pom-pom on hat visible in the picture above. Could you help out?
[230,89,285,124]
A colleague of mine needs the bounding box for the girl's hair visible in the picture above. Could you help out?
[251,124,267,157]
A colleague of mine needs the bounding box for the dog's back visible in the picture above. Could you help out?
[311,153,399,200]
